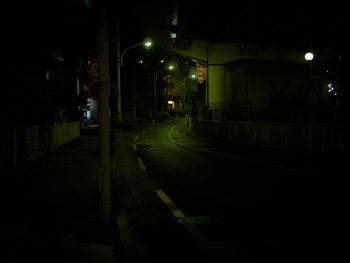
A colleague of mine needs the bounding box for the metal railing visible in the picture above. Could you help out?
[191,118,344,156]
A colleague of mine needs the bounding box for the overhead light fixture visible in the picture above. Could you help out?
[144,41,152,47]
[304,52,314,61]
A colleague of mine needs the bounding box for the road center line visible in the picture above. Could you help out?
[134,136,139,141]
[132,144,137,151]
[137,157,147,170]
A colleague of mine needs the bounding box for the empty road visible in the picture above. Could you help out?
[114,117,342,262]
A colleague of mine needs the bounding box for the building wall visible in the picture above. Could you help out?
[169,41,333,123]
[224,61,313,122]
[208,65,225,106]
[207,60,313,122]
[1,122,80,170]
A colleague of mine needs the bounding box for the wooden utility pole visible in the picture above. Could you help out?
[116,14,122,122]
[97,0,111,223]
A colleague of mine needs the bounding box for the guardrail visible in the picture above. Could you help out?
[191,118,344,156]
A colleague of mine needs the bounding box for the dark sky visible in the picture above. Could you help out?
[4,0,347,56]
[115,0,347,51]
[177,0,347,49]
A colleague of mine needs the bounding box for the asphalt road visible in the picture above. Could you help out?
[115,118,342,262]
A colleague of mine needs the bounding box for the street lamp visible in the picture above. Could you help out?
[115,38,152,121]
[144,41,152,47]
[304,51,315,79]
[120,39,152,66]
[182,73,198,111]
[304,52,314,61]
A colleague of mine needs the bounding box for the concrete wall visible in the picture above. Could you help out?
[205,61,314,122]
[208,65,226,106]
[169,40,305,65]
[169,41,314,122]
[52,121,80,148]
[2,122,80,169]
[222,62,313,122]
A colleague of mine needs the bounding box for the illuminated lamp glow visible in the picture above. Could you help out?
[304,52,314,61]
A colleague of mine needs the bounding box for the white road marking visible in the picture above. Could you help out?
[154,190,210,243]
[137,157,147,170]
[168,122,301,173]
[155,190,185,218]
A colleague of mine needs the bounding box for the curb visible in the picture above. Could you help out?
[168,121,302,173]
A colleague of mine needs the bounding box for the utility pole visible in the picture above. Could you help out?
[116,13,122,122]
[206,43,209,106]
[97,0,111,223]
[132,64,137,117]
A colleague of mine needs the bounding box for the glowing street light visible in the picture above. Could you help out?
[121,38,152,66]
[116,37,153,121]
[304,52,314,61]
[144,41,152,48]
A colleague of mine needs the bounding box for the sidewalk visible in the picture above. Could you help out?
[3,127,119,263]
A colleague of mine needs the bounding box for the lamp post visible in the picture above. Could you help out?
[182,73,197,111]
[116,37,152,121]
[305,51,315,78]
[121,41,152,66]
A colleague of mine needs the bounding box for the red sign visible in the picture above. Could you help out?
[88,80,98,100]
[87,59,98,79]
